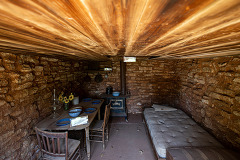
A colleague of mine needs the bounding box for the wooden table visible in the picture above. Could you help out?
[35,99,104,160]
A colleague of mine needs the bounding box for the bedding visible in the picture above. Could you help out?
[144,108,223,159]
[152,104,177,112]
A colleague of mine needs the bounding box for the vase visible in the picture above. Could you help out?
[63,103,69,110]
[72,96,79,105]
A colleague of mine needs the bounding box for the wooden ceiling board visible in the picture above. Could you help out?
[0,27,104,60]
[146,23,240,58]
[0,0,239,60]
[136,0,240,56]
[125,0,215,55]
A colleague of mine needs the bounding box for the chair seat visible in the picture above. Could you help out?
[89,103,111,150]
[90,120,104,131]
[42,138,80,160]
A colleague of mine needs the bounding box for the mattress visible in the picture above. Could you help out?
[144,108,223,158]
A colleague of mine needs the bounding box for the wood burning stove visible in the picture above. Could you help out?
[101,94,130,121]
[101,61,130,121]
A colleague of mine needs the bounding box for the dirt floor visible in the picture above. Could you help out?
[78,114,156,160]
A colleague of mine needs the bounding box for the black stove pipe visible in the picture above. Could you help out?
[120,61,126,95]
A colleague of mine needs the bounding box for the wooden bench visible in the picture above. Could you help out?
[166,147,240,160]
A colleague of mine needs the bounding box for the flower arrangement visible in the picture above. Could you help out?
[58,91,74,104]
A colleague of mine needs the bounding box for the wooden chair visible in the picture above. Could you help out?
[89,103,111,149]
[35,127,81,160]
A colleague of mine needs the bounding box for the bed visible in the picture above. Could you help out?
[143,106,224,159]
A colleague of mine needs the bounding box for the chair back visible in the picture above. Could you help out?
[103,102,111,129]
[35,127,68,159]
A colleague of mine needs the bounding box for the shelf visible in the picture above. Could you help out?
[84,70,107,73]
[100,93,131,98]
[85,61,112,73]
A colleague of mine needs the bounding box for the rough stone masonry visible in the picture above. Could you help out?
[0,53,84,159]
[0,52,239,159]
[175,56,240,150]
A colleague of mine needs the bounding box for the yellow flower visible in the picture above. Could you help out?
[64,97,69,103]
[58,91,74,103]
[69,93,74,101]
[59,95,63,102]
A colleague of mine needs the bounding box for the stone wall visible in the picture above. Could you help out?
[175,56,240,150]
[1,52,239,158]
[85,56,240,150]
[126,58,178,113]
[84,60,121,97]
[85,58,178,113]
[0,53,84,159]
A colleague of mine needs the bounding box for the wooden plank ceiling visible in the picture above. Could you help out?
[0,0,240,61]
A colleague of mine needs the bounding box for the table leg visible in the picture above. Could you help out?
[85,127,90,160]
[98,109,101,120]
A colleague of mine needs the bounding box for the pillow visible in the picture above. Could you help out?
[152,104,177,111]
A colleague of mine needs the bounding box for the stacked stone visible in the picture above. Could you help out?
[84,57,178,113]
[84,60,121,97]
[0,53,83,159]
[85,55,240,150]
[175,56,240,150]
[1,52,240,159]
[126,58,178,113]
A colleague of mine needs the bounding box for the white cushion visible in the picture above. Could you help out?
[152,104,177,111]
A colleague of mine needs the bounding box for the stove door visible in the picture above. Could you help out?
[110,99,123,110]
